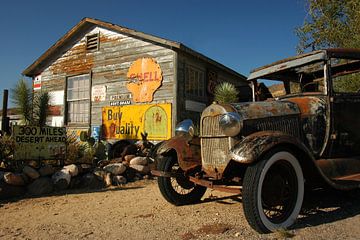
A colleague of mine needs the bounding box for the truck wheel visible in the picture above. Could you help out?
[157,156,206,206]
[242,149,304,233]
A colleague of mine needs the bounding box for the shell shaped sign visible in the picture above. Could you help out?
[126,58,163,103]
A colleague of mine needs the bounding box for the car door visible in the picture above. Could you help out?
[329,64,360,158]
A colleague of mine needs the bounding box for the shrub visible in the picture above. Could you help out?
[214,82,239,104]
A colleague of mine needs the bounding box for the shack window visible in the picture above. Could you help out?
[185,65,205,98]
[67,74,90,124]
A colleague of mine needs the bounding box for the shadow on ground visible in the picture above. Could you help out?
[293,188,360,229]
[0,181,148,208]
[199,187,360,230]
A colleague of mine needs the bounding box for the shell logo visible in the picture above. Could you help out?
[126,58,163,103]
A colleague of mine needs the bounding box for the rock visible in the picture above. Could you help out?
[52,169,71,190]
[0,181,26,200]
[110,157,122,163]
[69,176,83,189]
[103,163,126,175]
[81,173,104,189]
[79,164,92,174]
[124,167,137,181]
[104,172,112,187]
[112,175,127,185]
[129,156,148,166]
[3,172,26,186]
[124,155,136,163]
[38,165,55,177]
[28,160,39,168]
[130,165,150,175]
[97,160,109,168]
[63,164,79,177]
[148,162,156,171]
[23,166,40,179]
[27,177,53,196]
[93,168,111,187]
[93,168,107,181]
[143,174,153,180]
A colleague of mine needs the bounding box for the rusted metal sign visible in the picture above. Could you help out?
[91,85,107,102]
[14,125,66,160]
[126,58,163,103]
[102,103,171,140]
[33,74,42,91]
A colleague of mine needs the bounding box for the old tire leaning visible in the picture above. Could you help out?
[157,156,206,206]
[242,149,304,233]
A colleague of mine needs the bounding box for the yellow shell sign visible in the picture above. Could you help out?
[126,58,163,103]
[102,103,171,141]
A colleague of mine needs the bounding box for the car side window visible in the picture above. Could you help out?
[333,71,360,93]
[331,58,360,94]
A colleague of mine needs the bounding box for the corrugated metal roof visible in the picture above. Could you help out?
[23,17,246,80]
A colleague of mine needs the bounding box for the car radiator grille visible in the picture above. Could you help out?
[201,116,231,168]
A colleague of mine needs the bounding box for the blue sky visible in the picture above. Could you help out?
[0,0,307,106]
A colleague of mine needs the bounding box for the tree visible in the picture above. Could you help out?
[296,0,360,53]
[296,0,360,92]
[214,82,239,104]
[11,78,51,126]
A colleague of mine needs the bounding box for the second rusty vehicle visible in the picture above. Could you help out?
[152,49,360,233]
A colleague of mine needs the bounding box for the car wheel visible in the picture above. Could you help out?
[242,148,304,233]
[157,155,206,206]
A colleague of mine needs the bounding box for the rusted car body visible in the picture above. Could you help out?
[153,49,360,233]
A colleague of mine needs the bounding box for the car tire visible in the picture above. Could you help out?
[242,148,304,233]
[157,155,206,206]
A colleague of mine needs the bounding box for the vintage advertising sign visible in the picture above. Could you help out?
[126,58,163,103]
[92,85,107,102]
[33,74,42,91]
[102,103,171,141]
[14,126,66,160]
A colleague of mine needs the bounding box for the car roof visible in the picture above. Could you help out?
[247,48,360,81]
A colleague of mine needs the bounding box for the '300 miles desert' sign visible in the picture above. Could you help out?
[14,126,66,161]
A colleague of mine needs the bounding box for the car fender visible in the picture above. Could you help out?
[230,131,313,164]
[156,134,202,172]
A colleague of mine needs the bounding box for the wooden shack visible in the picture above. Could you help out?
[23,17,250,147]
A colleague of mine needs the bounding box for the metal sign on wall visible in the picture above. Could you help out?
[102,103,171,141]
[14,126,66,160]
[126,58,163,103]
[33,74,42,91]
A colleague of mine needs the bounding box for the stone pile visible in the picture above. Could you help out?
[0,155,155,200]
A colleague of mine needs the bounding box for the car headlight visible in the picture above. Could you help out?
[219,112,242,137]
[175,119,195,137]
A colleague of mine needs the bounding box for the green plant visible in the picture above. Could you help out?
[33,92,50,126]
[11,78,51,126]
[0,134,15,160]
[214,82,239,104]
[11,78,33,124]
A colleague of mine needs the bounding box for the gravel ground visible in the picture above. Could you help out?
[0,179,359,240]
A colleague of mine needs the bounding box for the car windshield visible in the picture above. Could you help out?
[256,60,325,99]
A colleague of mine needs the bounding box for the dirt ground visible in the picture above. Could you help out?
[0,179,359,240]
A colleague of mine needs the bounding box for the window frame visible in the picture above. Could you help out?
[65,73,91,126]
[185,64,206,100]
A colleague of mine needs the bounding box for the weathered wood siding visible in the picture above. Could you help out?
[176,52,248,125]
[39,27,176,129]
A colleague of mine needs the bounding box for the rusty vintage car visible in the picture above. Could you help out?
[152,49,360,233]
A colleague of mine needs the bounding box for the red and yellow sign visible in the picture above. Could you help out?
[102,103,171,141]
[126,58,163,103]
